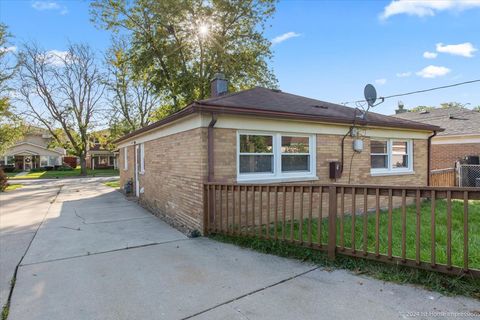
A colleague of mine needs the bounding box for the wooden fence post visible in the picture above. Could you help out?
[203,184,210,235]
[328,186,337,260]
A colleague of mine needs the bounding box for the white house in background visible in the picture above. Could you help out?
[0,128,66,171]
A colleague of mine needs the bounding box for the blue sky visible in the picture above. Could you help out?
[1,0,479,115]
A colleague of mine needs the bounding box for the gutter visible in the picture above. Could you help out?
[114,102,443,145]
[207,113,217,182]
[427,130,438,186]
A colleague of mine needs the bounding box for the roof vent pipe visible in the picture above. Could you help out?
[210,73,228,97]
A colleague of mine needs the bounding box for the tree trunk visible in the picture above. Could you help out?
[79,155,87,176]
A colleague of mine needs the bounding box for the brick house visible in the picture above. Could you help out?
[393,108,480,170]
[116,75,441,234]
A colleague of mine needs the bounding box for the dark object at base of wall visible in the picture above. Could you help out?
[123,180,133,195]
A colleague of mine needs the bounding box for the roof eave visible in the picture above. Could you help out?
[113,104,198,144]
[195,102,443,132]
[114,101,443,144]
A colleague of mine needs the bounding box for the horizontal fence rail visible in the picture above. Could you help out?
[430,168,456,187]
[204,183,480,278]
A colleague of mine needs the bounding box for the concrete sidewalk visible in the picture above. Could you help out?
[2,179,479,320]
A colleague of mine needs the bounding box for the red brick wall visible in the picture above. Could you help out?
[431,143,480,170]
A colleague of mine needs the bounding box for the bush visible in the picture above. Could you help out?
[30,167,44,172]
[43,166,54,171]
[96,165,114,170]
[63,156,78,168]
[0,168,7,192]
[56,165,74,171]
[1,165,15,173]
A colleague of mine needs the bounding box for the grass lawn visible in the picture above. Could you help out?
[103,180,120,188]
[269,199,480,270]
[7,168,119,179]
[4,184,23,191]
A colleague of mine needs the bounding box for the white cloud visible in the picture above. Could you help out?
[380,0,480,20]
[32,1,60,10]
[416,65,451,78]
[271,32,301,45]
[375,78,387,85]
[423,51,437,59]
[39,50,69,66]
[0,46,17,54]
[32,1,68,15]
[396,71,412,78]
[436,42,477,57]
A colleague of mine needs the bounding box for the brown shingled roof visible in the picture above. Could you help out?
[116,87,442,143]
[392,107,480,136]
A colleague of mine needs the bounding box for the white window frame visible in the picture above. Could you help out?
[123,147,128,171]
[237,131,317,183]
[370,139,413,176]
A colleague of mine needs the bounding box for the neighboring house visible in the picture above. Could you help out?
[0,128,66,171]
[116,74,441,233]
[393,108,480,170]
[86,141,118,170]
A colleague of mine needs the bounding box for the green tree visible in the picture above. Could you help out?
[409,105,435,113]
[105,39,160,135]
[91,0,277,116]
[0,99,24,155]
[473,105,480,112]
[440,102,467,109]
[17,43,105,175]
[0,24,23,155]
[409,102,470,113]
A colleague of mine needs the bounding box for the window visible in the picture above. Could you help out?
[281,136,310,172]
[139,143,145,173]
[2,156,15,166]
[237,132,316,182]
[49,156,60,166]
[239,135,273,174]
[370,139,413,174]
[370,140,388,169]
[123,147,128,170]
[40,156,49,167]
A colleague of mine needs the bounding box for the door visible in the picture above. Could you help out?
[24,156,32,171]
[134,145,140,197]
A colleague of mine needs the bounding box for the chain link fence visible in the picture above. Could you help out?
[457,164,480,188]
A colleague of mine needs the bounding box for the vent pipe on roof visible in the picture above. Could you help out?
[395,101,407,114]
[210,73,228,97]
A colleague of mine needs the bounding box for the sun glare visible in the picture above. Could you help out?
[198,24,209,37]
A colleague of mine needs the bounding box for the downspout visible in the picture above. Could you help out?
[133,140,137,195]
[207,113,217,182]
[427,130,437,186]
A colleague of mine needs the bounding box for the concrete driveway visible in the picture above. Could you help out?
[1,179,479,320]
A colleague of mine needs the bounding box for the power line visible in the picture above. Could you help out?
[341,79,480,105]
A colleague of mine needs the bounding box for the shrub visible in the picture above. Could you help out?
[43,166,54,171]
[30,167,44,172]
[1,165,15,173]
[56,165,73,171]
[63,156,78,168]
[0,168,7,192]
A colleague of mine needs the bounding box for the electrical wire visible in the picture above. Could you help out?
[340,79,480,105]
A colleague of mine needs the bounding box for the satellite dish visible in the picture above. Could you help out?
[364,84,377,107]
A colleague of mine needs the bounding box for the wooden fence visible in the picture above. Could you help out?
[430,168,456,187]
[204,183,480,277]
